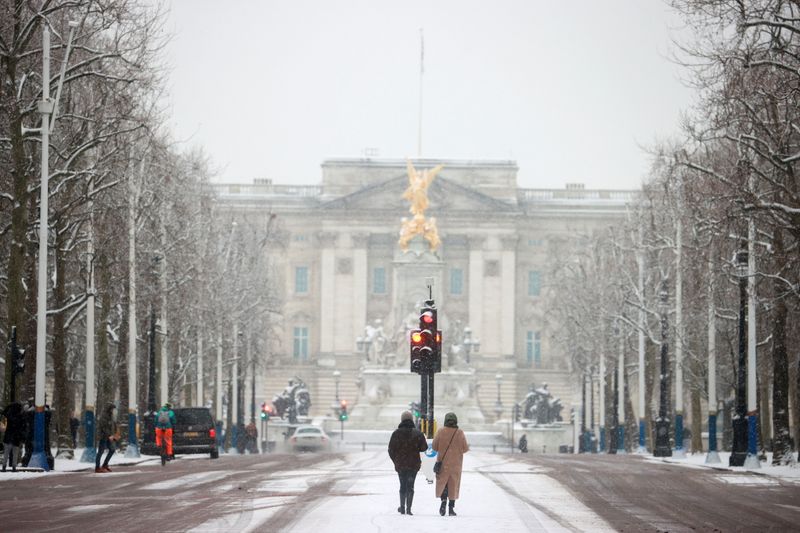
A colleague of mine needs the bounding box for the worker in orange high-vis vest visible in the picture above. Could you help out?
[155,403,176,459]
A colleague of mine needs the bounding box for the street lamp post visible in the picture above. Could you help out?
[730,247,748,467]
[31,23,79,470]
[706,253,720,464]
[356,335,372,363]
[745,224,760,469]
[332,370,341,441]
[589,367,596,453]
[249,332,256,425]
[215,332,224,451]
[581,371,590,453]
[599,349,606,452]
[494,373,503,423]
[462,327,480,364]
[229,323,240,455]
[80,176,97,463]
[653,282,672,457]
[616,322,626,455]
[637,222,647,454]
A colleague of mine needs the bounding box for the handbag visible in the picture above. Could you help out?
[433,431,456,476]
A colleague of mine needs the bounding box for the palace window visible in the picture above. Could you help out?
[526,331,542,367]
[528,270,541,296]
[293,327,309,361]
[450,268,463,295]
[373,267,386,294]
[295,266,309,294]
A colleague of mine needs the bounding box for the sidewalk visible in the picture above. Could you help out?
[645,450,800,483]
[0,447,159,480]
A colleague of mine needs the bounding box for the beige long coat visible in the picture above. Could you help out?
[432,426,469,499]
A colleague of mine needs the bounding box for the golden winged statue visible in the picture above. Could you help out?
[399,160,443,252]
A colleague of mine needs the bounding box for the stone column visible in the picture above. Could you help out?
[318,231,338,355]
[352,233,369,347]
[500,235,518,357]
[468,235,486,353]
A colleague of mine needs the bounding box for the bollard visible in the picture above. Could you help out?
[492,444,496,453]
[362,442,366,451]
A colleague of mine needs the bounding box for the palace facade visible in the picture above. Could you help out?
[213,158,637,428]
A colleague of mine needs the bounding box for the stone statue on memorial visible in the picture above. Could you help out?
[520,383,563,425]
[361,319,391,366]
[398,160,443,252]
[272,377,312,424]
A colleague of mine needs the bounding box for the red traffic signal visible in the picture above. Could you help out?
[410,329,424,373]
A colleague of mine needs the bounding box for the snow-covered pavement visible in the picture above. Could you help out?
[258,451,614,532]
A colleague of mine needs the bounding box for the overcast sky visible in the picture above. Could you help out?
[163,1,695,190]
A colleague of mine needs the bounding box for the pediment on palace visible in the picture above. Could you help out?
[318,175,517,214]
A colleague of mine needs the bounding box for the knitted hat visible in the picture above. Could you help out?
[401,411,413,422]
[444,412,458,427]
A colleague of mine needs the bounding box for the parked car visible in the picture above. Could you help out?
[142,407,219,459]
[288,425,330,452]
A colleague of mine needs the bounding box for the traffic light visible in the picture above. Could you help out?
[260,402,269,420]
[410,329,424,373]
[433,329,442,373]
[410,401,420,419]
[9,328,24,375]
[419,300,437,373]
[339,400,348,421]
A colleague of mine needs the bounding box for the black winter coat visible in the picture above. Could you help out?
[2,403,25,446]
[388,419,428,472]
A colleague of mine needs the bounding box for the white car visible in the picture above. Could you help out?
[288,425,330,452]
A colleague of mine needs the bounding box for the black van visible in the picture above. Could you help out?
[142,407,219,459]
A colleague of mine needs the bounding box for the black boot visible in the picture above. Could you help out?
[398,492,406,514]
[439,498,447,516]
[448,500,456,516]
[406,492,414,515]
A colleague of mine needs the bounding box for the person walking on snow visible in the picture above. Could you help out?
[432,412,469,516]
[2,402,25,472]
[155,402,177,460]
[388,410,428,515]
[95,403,119,473]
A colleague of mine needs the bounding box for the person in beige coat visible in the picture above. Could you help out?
[432,412,469,516]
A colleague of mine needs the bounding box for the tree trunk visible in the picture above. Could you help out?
[771,265,792,463]
[691,380,703,454]
[118,285,129,443]
[53,237,74,459]
[3,31,31,406]
[645,340,656,451]
[96,254,113,418]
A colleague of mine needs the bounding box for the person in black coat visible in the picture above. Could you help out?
[2,402,25,472]
[388,411,428,515]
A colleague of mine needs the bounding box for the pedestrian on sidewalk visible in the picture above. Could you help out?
[95,403,119,473]
[432,412,469,516]
[2,402,25,472]
[69,412,80,449]
[388,410,428,515]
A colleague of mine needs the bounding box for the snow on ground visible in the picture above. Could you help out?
[0,447,208,481]
[645,451,800,483]
[279,451,613,533]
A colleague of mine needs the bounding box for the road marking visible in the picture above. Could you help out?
[715,475,779,485]
[65,504,117,513]
[142,471,234,490]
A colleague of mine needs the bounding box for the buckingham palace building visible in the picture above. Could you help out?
[212,158,636,430]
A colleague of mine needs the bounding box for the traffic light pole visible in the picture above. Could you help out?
[420,373,428,434]
[427,372,435,439]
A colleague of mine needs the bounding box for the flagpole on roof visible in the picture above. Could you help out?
[417,28,424,158]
